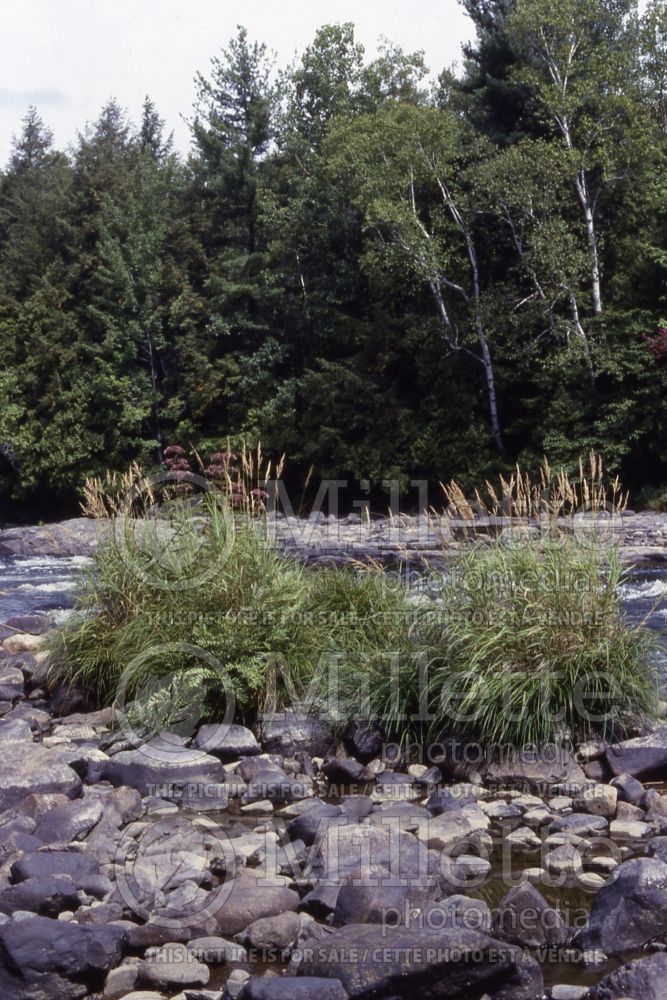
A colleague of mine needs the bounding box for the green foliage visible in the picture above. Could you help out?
[50,504,660,749]
[2,6,667,513]
[326,536,659,747]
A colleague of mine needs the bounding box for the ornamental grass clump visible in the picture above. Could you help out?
[428,537,660,747]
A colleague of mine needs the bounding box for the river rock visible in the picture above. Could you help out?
[343,720,384,763]
[0,717,33,742]
[0,518,104,559]
[11,848,100,884]
[610,772,645,803]
[100,743,223,796]
[241,911,302,951]
[422,803,490,851]
[310,822,426,885]
[297,922,543,999]
[242,978,349,1000]
[34,797,104,844]
[573,857,667,955]
[192,723,260,761]
[256,711,335,757]
[287,800,343,845]
[139,943,210,988]
[0,742,82,812]
[322,757,366,784]
[485,746,585,795]
[213,877,300,936]
[493,883,569,948]
[609,818,651,840]
[574,784,617,818]
[187,935,248,964]
[0,914,125,997]
[593,951,667,999]
[606,729,667,780]
[332,879,436,927]
[550,812,608,837]
[0,875,80,917]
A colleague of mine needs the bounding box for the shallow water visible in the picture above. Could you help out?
[0,554,92,622]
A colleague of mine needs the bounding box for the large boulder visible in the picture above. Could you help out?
[0,743,82,812]
[33,797,103,844]
[606,728,667,779]
[593,951,667,999]
[573,857,667,956]
[0,518,105,558]
[100,742,223,796]
[297,923,543,999]
[310,821,428,886]
[0,914,125,999]
[0,875,80,917]
[256,710,335,757]
[213,875,300,936]
[11,848,100,885]
[192,722,260,760]
[484,746,585,795]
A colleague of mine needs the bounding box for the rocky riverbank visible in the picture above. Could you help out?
[2,511,667,566]
[3,613,667,998]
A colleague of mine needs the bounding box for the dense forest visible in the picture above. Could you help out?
[2,0,667,517]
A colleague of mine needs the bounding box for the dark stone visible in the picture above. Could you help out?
[425,788,470,816]
[242,977,349,1000]
[238,756,313,803]
[573,857,667,956]
[5,614,53,636]
[48,683,90,717]
[342,721,384,764]
[99,742,224,795]
[287,801,343,845]
[606,729,667,780]
[212,876,300,936]
[485,745,586,795]
[332,880,436,927]
[593,951,667,999]
[257,711,335,757]
[493,883,569,948]
[322,757,366,784]
[610,772,646,804]
[297,923,543,999]
[583,760,610,782]
[0,875,80,917]
[33,797,103,844]
[0,914,125,997]
[298,885,341,919]
[11,849,100,884]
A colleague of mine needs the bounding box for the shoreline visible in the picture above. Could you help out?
[2,512,667,566]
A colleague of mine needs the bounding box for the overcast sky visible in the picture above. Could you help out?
[0,0,474,166]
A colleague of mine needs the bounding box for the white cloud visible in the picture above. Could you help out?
[0,0,474,165]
